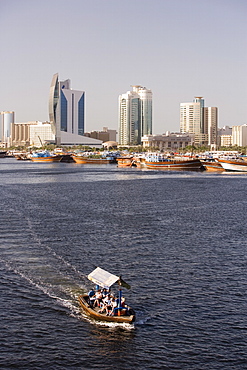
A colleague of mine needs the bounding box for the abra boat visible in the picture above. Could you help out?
[218,158,247,172]
[145,154,203,170]
[78,267,135,324]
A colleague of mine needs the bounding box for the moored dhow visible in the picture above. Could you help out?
[72,151,117,164]
[73,156,115,164]
[116,156,135,167]
[200,159,224,171]
[30,150,62,162]
[145,153,203,170]
[218,158,247,172]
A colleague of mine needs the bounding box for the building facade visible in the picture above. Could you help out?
[142,133,194,151]
[84,127,117,142]
[118,85,152,145]
[232,124,247,147]
[218,126,232,147]
[180,97,218,147]
[11,121,55,147]
[49,73,85,145]
[220,135,232,147]
[204,107,218,147]
[29,122,55,147]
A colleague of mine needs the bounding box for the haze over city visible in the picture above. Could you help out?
[0,0,246,134]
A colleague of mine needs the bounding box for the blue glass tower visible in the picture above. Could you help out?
[49,73,85,144]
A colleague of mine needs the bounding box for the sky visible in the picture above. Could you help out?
[0,0,246,134]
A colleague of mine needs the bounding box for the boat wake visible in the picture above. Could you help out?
[0,208,90,320]
[0,201,139,329]
[1,255,83,318]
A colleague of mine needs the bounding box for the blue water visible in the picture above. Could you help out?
[0,158,247,369]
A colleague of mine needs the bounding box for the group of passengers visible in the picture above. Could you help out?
[88,287,127,316]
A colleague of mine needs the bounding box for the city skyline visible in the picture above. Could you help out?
[0,0,246,134]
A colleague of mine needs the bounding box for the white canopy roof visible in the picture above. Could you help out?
[88,267,119,288]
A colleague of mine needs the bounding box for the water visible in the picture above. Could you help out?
[0,158,247,369]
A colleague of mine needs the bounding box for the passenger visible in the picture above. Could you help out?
[102,294,113,315]
[109,298,117,316]
[94,289,103,307]
[116,295,125,307]
[98,299,106,313]
[88,289,95,307]
[101,288,108,298]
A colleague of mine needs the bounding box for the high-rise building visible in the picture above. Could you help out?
[118,85,152,145]
[180,97,204,136]
[232,124,247,146]
[204,107,218,146]
[49,73,85,145]
[180,97,217,146]
[0,111,14,147]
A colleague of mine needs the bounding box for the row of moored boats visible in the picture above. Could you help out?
[4,150,247,172]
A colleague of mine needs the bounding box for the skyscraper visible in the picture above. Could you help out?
[0,111,14,147]
[118,85,152,145]
[204,107,218,146]
[180,97,204,136]
[180,97,217,146]
[49,73,85,145]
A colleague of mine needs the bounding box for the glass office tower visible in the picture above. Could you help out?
[49,73,85,144]
[118,85,152,145]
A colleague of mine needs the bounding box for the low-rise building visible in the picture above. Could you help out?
[142,133,194,151]
[11,121,54,147]
[84,127,117,142]
[30,122,55,147]
[220,135,232,147]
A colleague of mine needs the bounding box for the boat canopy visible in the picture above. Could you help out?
[88,267,120,289]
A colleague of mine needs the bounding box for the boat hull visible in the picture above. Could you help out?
[145,159,202,170]
[0,151,7,158]
[31,156,62,162]
[73,156,114,164]
[218,159,247,172]
[116,157,135,167]
[201,161,224,171]
[78,294,135,324]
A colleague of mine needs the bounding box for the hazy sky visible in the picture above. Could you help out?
[0,0,246,134]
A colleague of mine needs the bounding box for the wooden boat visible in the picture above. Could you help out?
[30,150,62,162]
[218,158,247,172]
[31,155,62,162]
[0,151,7,158]
[78,267,135,324]
[116,157,136,167]
[73,155,115,164]
[201,159,224,171]
[145,155,203,170]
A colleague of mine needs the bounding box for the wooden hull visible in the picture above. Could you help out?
[31,155,62,162]
[78,294,135,324]
[0,151,7,158]
[218,159,247,172]
[201,161,224,171]
[145,159,202,170]
[73,156,114,164]
[116,157,135,167]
